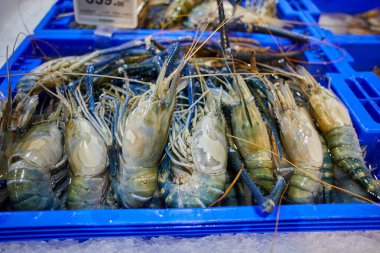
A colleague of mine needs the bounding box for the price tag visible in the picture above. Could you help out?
[73,0,138,28]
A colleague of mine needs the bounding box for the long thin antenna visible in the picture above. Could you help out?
[217,0,231,57]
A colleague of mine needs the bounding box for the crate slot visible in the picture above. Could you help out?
[361,101,380,124]
[346,79,366,99]
[356,77,380,98]
[298,2,307,10]
[289,3,298,11]
[294,0,307,11]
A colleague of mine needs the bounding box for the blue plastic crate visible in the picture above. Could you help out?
[328,36,380,73]
[312,0,380,17]
[278,0,320,21]
[0,33,380,241]
[328,72,380,176]
[33,0,315,42]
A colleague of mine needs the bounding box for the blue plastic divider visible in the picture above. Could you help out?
[278,0,320,21]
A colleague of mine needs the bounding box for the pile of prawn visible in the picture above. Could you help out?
[319,8,380,35]
[144,0,280,29]
[0,2,379,213]
[64,0,303,41]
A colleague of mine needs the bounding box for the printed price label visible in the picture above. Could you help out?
[73,0,138,28]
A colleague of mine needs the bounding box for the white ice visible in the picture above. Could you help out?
[1,231,380,253]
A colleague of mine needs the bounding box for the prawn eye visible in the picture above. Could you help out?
[142,180,148,185]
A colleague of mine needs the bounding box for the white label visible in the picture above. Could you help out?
[73,0,138,28]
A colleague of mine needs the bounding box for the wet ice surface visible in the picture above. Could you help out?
[1,232,380,253]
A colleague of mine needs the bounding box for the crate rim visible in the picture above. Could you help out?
[0,203,380,241]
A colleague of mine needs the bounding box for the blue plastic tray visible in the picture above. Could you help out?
[0,32,379,241]
[328,36,380,72]
[278,0,320,21]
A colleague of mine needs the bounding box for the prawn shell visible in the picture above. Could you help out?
[122,99,174,167]
[191,114,227,175]
[325,125,380,199]
[309,85,380,200]
[231,102,274,192]
[231,103,272,155]
[7,161,62,210]
[67,175,108,210]
[7,123,64,210]
[164,0,202,25]
[165,171,225,208]
[318,134,334,203]
[11,94,39,131]
[116,161,157,208]
[65,117,108,177]
[280,109,323,168]
[287,166,323,204]
[158,156,226,208]
[116,96,175,208]
[230,77,275,192]
[10,123,63,169]
[309,87,352,133]
[333,166,371,203]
